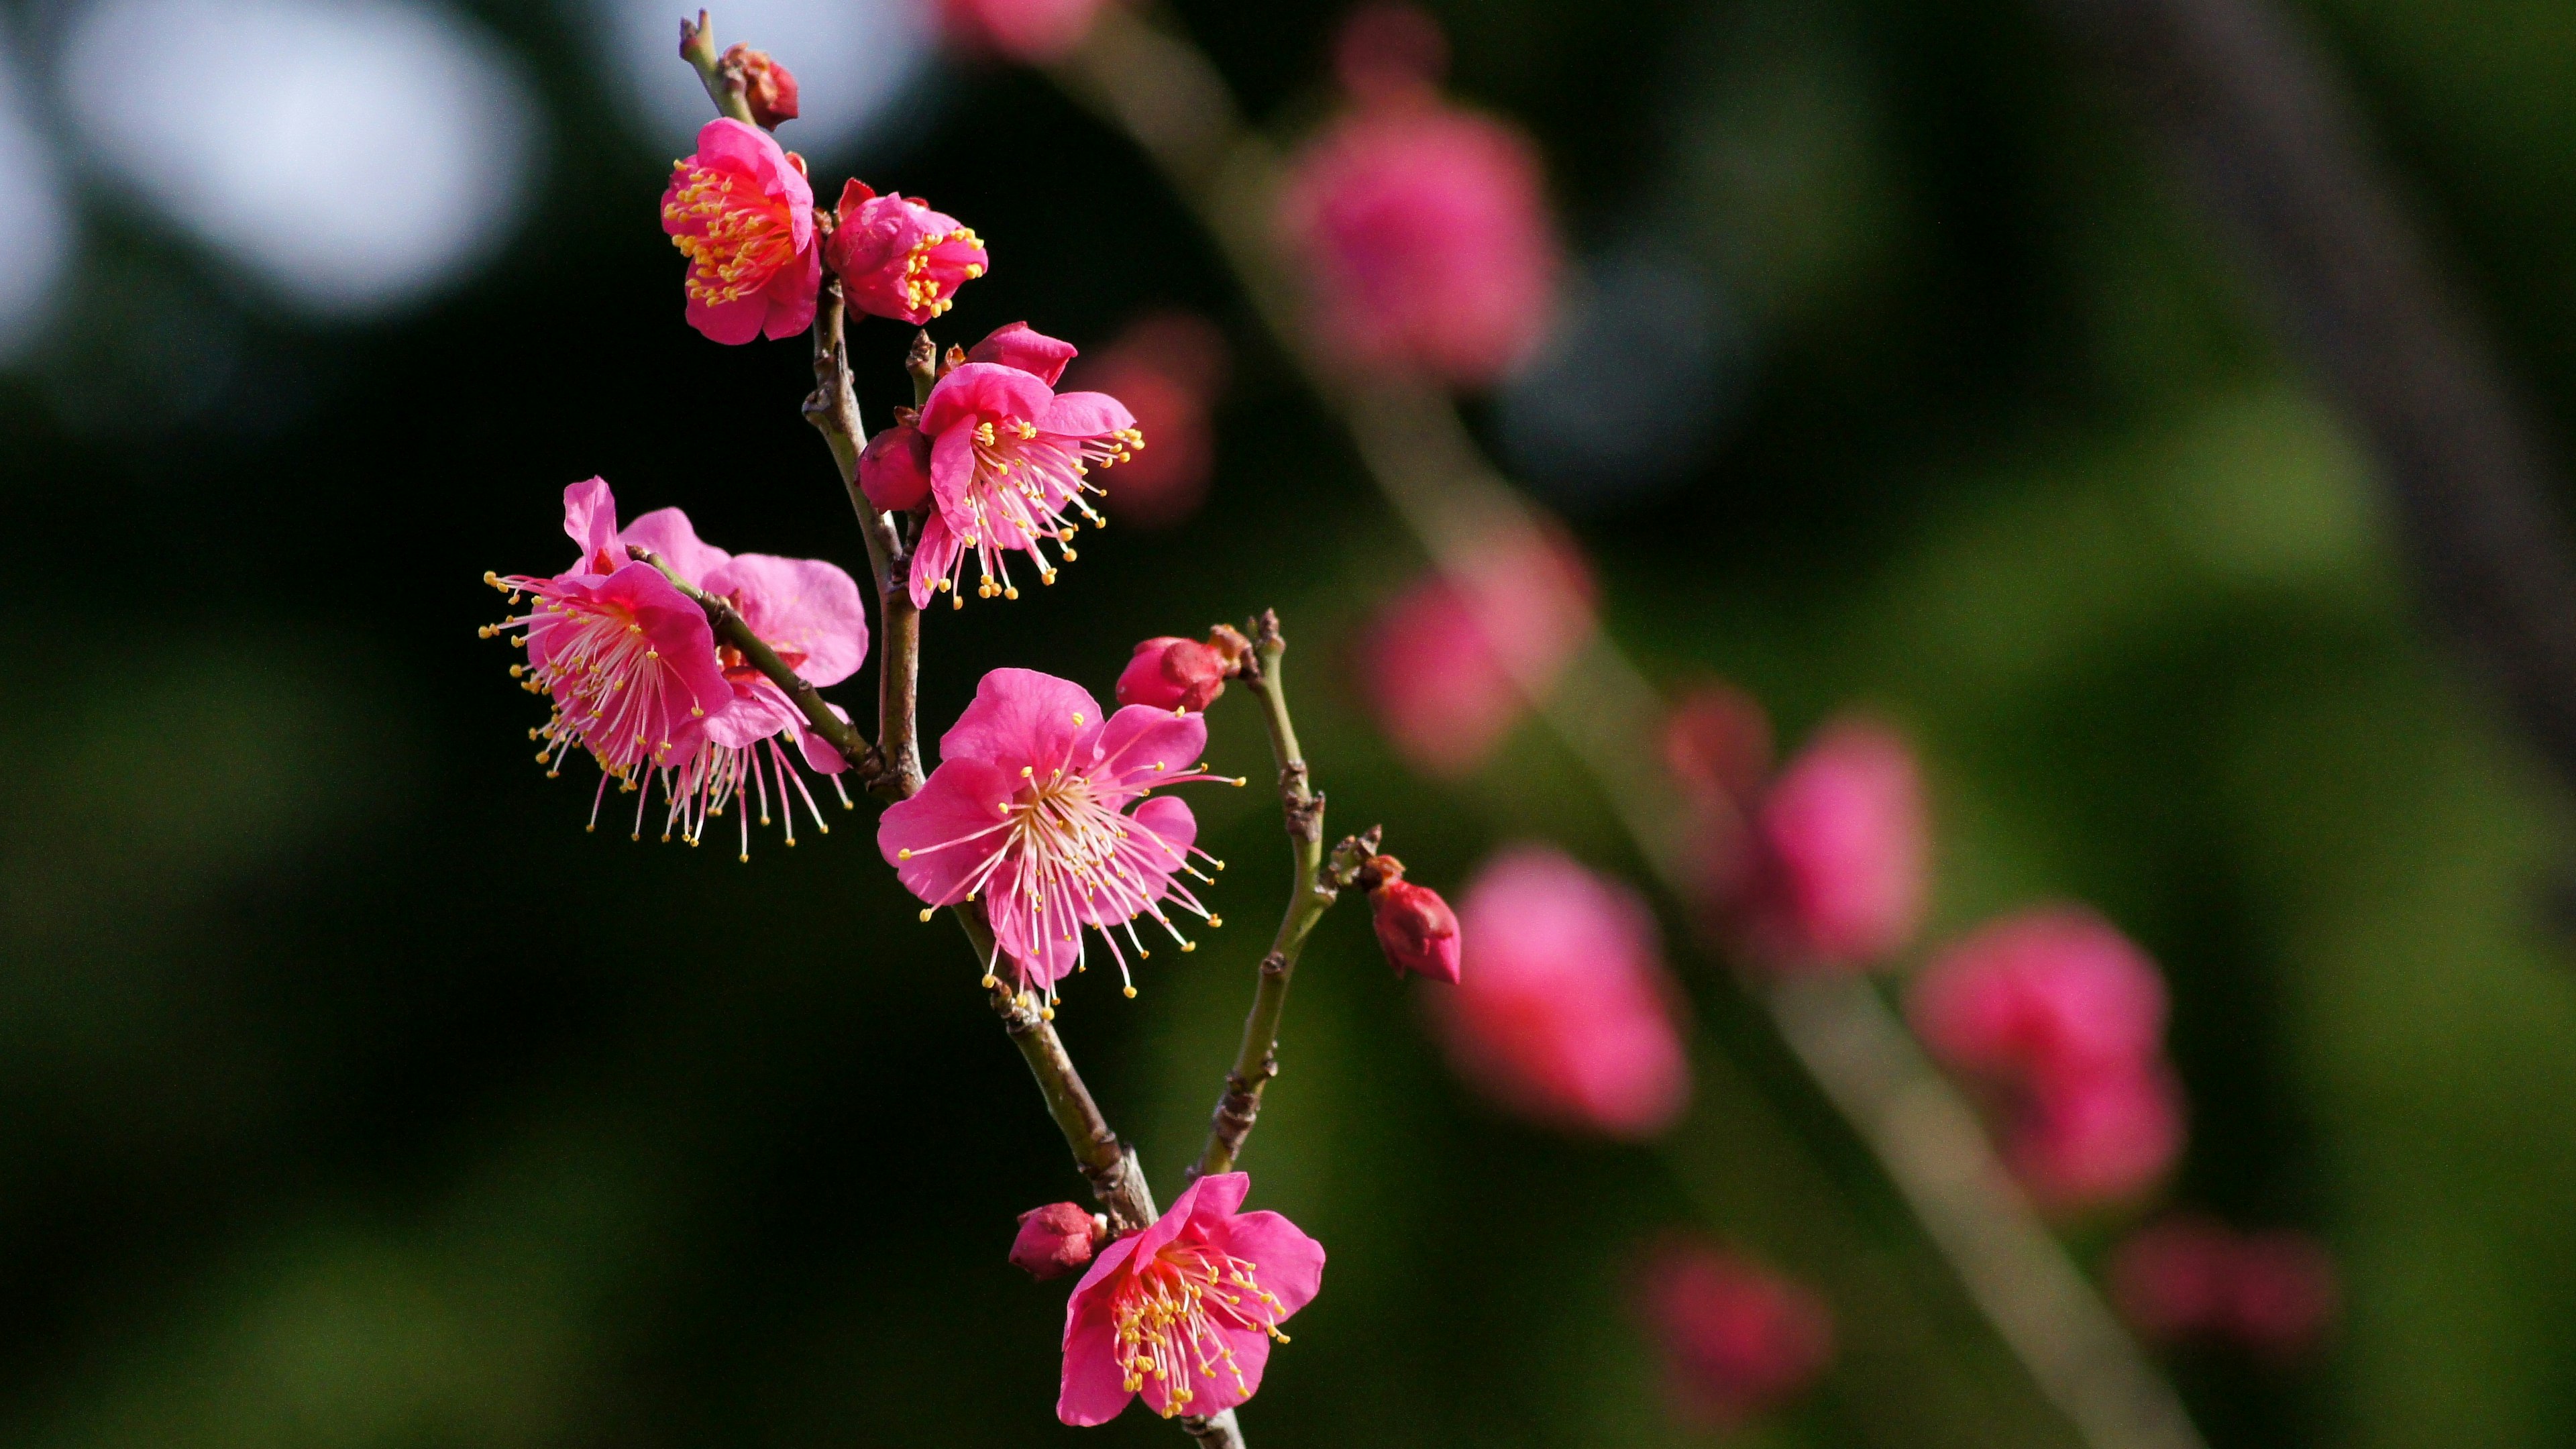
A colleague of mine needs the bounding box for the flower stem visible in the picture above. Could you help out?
[677,10,756,126]
[627,545,877,775]
[1195,610,1338,1180]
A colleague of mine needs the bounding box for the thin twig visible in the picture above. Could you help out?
[677,10,755,125]
[1049,15,2205,1449]
[627,545,879,777]
[1193,610,1342,1181]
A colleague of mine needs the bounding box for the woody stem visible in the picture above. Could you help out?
[1195,611,1336,1180]
[677,10,755,126]
[627,545,877,775]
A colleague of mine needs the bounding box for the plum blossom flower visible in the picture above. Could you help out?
[1064,312,1231,528]
[1638,1238,1834,1430]
[906,356,1143,610]
[660,118,820,345]
[968,319,1079,384]
[1279,10,1561,388]
[2005,1063,2184,1208]
[1358,523,1595,776]
[877,669,1235,998]
[1059,1172,1325,1425]
[1363,857,1460,983]
[826,181,987,325]
[943,0,1110,63]
[2109,1216,2338,1360]
[1430,845,1690,1138]
[487,479,865,854]
[1737,718,1929,972]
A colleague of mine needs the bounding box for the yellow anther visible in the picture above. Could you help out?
[1123,985,1137,998]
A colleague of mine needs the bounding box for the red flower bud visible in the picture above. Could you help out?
[722,44,801,129]
[1116,634,1236,713]
[1366,857,1460,983]
[966,319,1079,386]
[1009,1201,1102,1280]
[859,421,932,512]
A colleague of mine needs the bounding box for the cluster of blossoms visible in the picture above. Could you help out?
[1910,908,2187,1209]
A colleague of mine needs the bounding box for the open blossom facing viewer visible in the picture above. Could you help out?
[1058,1172,1324,1425]
[826,181,987,325]
[907,350,1143,609]
[878,669,1232,997]
[1638,1239,1835,1430]
[1358,523,1596,776]
[1737,718,1929,971]
[1431,845,1689,1138]
[660,118,820,345]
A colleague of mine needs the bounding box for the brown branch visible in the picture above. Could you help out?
[627,545,879,781]
[2038,0,2576,802]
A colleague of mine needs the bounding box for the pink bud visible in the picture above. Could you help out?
[722,43,800,128]
[1740,718,1927,972]
[1638,1239,1834,1430]
[1366,861,1461,982]
[2227,1231,2338,1360]
[2006,1063,2184,1210]
[1430,845,1689,1139]
[858,421,932,512]
[1009,1201,1100,1280]
[967,320,1079,386]
[1908,907,2168,1082]
[1114,631,1245,713]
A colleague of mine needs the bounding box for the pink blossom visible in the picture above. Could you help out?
[857,419,932,512]
[1059,1172,1324,1425]
[1064,312,1230,528]
[1738,718,1929,972]
[1277,64,1562,387]
[826,181,987,325]
[1357,524,1596,777]
[968,319,1079,385]
[660,118,820,345]
[1011,1201,1103,1281]
[1638,1239,1833,1430]
[877,669,1232,996]
[490,479,867,854]
[943,0,1109,63]
[1430,845,1689,1139]
[721,43,800,129]
[2109,1216,2338,1360]
[1368,867,1460,983]
[2006,1062,2185,1209]
[1909,908,2168,1081]
[906,360,1142,610]
[1116,635,1234,714]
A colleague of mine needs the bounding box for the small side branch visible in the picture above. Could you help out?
[677,10,755,125]
[629,545,879,781]
[1195,612,1341,1180]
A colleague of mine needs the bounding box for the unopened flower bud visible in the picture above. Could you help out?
[722,43,800,128]
[859,421,932,511]
[1116,631,1246,713]
[1365,856,1461,983]
[967,319,1079,386]
[1009,1201,1102,1280]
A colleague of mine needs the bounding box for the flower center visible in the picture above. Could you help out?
[664,165,798,307]
[1112,1239,1288,1415]
[897,225,985,317]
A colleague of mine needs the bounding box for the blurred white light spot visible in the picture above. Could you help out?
[62,0,542,319]
[0,57,72,360]
[586,0,934,162]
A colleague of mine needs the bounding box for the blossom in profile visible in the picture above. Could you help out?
[906,360,1142,609]
[721,43,800,129]
[1114,629,1247,714]
[968,319,1080,384]
[826,181,987,325]
[1064,312,1231,528]
[943,0,1109,63]
[1058,1173,1324,1425]
[2109,1216,2338,1360]
[1737,718,1928,971]
[1011,1201,1104,1281]
[660,118,820,345]
[1357,523,1596,776]
[1638,1238,1833,1430]
[1364,857,1460,983]
[878,669,1232,996]
[1430,845,1688,1138]
[1277,9,1561,388]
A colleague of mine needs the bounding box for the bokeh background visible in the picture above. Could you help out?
[3,0,2574,1444]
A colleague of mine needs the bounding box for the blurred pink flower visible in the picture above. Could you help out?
[1357,524,1596,776]
[944,0,1110,64]
[1058,1173,1324,1425]
[2006,1062,2185,1209]
[878,669,1229,995]
[1332,3,1449,103]
[2110,1216,2338,1360]
[1010,1201,1102,1281]
[1660,682,1776,908]
[825,181,987,325]
[1738,719,1929,971]
[1277,21,1561,388]
[1430,845,1689,1139]
[1366,861,1461,983]
[659,118,820,345]
[1909,907,2168,1081]
[1065,313,1231,528]
[1638,1239,1834,1430]
[907,360,1142,609]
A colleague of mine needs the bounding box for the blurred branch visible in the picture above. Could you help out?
[2038,0,2576,800]
[1051,15,2206,1449]
[1194,610,1342,1181]
[627,545,880,779]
